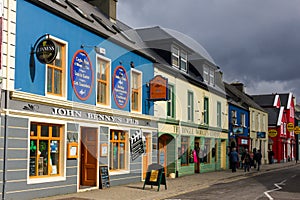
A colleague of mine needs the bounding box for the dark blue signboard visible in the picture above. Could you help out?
[112,66,129,108]
[71,50,94,101]
[257,132,266,138]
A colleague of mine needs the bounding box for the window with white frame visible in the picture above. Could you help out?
[187,91,194,121]
[29,122,63,178]
[110,130,128,171]
[241,113,246,127]
[231,110,237,125]
[204,97,209,125]
[171,46,179,68]
[262,114,266,131]
[180,50,187,71]
[252,111,255,129]
[97,57,110,105]
[257,113,261,130]
[131,70,142,112]
[167,85,175,118]
[203,65,209,84]
[209,69,215,86]
[47,39,66,97]
[217,102,221,127]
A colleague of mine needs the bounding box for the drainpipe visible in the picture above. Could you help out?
[2,89,8,200]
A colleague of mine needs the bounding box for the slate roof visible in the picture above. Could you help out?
[251,94,276,107]
[224,82,266,112]
[27,0,156,62]
[264,107,280,126]
[136,26,216,65]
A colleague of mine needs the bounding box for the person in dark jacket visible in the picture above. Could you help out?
[255,149,263,171]
[230,147,239,173]
[243,149,251,172]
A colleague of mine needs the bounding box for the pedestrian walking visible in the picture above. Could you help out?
[268,149,274,164]
[243,149,251,172]
[230,147,239,173]
[255,149,263,171]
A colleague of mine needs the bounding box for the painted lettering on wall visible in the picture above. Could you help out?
[71,50,94,101]
[51,107,139,125]
[112,66,129,108]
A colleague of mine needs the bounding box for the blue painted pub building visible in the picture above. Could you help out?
[0,0,158,199]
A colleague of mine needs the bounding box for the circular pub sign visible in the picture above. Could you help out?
[71,50,94,101]
[287,123,294,132]
[268,129,278,137]
[112,66,129,108]
[35,39,58,64]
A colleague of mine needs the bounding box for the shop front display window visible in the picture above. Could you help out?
[109,130,128,171]
[29,123,62,177]
[180,136,190,166]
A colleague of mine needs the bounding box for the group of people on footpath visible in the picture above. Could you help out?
[229,147,262,173]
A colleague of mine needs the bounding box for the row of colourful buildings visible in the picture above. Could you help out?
[0,0,298,199]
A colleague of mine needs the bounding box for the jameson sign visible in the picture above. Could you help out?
[130,130,144,161]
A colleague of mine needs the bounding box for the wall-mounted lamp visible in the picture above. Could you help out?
[81,44,106,55]
[130,61,135,68]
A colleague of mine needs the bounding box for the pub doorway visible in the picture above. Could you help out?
[79,127,98,189]
[158,134,175,177]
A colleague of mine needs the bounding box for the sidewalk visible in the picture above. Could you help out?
[37,161,298,200]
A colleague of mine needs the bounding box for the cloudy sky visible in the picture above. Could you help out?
[117,0,300,102]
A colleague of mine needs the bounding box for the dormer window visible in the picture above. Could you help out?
[172,46,179,68]
[172,45,188,72]
[180,50,187,71]
[203,64,215,86]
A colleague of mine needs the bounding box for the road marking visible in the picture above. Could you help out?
[264,179,286,200]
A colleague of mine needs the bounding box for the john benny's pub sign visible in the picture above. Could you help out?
[52,107,139,125]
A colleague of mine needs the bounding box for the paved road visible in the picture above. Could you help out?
[166,166,300,200]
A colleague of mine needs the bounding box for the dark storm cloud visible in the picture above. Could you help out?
[118,0,300,99]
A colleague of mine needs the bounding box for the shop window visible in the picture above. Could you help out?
[47,39,66,97]
[97,57,110,106]
[200,138,211,163]
[180,136,190,166]
[29,123,63,178]
[109,130,128,171]
[131,70,142,112]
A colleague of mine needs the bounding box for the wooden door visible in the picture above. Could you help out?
[158,137,167,173]
[80,127,98,186]
[142,133,150,180]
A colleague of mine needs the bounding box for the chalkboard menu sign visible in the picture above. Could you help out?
[143,163,167,191]
[29,157,36,176]
[99,165,110,189]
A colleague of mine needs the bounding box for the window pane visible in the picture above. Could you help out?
[30,124,37,137]
[47,68,53,93]
[52,125,60,137]
[54,45,62,67]
[54,69,62,94]
[41,125,49,137]
[39,140,49,176]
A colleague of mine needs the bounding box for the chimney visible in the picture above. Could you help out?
[231,82,244,92]
[86,0,118,22]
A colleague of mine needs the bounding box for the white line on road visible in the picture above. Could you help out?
[263,179,286,200]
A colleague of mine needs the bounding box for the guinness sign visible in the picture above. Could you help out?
[35,39,58,64]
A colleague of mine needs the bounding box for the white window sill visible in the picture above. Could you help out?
[109,170,130,176]
[27,176,66,184]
